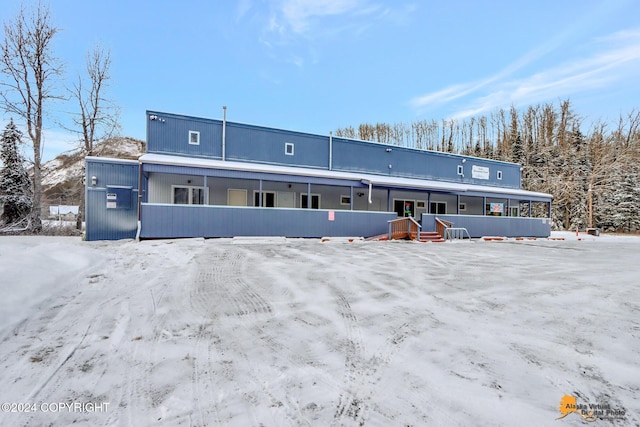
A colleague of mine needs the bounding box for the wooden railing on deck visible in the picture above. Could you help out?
[388,217,421,241]
[435,217,452,239]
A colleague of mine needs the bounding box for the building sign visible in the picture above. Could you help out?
[106,193,117,209]
[472,165,490,180]
[328,210,335,221]
[490,203,504,214]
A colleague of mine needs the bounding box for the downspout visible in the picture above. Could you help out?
[135,160,143,241]
[360,179,373,205]
[222,105,227,161]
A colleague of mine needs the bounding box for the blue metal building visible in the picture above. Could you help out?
[85,110,552,240]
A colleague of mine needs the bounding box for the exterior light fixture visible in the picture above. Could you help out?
[149,114,158,121]
[462,158,467,163]
[91,176,97,186]
[386,148,392,152]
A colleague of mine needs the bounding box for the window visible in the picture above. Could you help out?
[457,165,464,176]
[340,195,351,205]
[254,191,276,207]
[459,203,467,212]
[394,199,415,217]
[301,193,320,209]
[189,130,200,145]
[416,201,426,208]
[285,142,294,156]
[172,185,206,205]
[497,170,503,180]
[430,201,446,215]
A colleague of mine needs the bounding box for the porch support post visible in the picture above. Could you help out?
[548,201,552,219]
[529,200,532,217]
[387,189,391,212]
[456,194,460,214]
[427,192,431,213]
[259,179,263,207]
[507,198,511,216]
[350,186,353,211]
[307,182,311,208]
[483,197,487,215]
[203,175,208,205]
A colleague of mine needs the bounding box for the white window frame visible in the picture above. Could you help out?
[497,170,503,180]
[189,130,200,145]
[253,190,276,207]
[300,193,321,209]
[285,142,294,156]
[457,165,464,176]
[340,195,351,206]
[430,201,447,215]
[459,203,467,212]
[172,185,207,205]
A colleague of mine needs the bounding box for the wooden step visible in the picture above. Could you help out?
[419,231,445,242]
[365,233,389,241]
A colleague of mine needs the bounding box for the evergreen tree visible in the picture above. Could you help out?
[0,119,33,225]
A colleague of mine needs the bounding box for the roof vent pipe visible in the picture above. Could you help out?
[222,105,227,161]
[329,131,333,171]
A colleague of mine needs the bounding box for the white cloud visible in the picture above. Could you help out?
[279,0,369,34]
[411,27,640,121]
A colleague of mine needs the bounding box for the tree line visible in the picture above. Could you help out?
[335,100,640,232]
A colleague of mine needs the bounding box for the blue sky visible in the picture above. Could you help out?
[1,0,639,161]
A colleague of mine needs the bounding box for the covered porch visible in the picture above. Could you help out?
[138,154,553,239]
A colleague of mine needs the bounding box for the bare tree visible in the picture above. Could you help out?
[0,1,63,231]
[70,45,119,156]
[69,45,120,229]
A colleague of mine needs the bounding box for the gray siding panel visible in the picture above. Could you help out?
[225,122,329,168]
[332,137,521,188]
[85,158,139,240]
[421,214,551,238]
[140,204,396,238]
[145,111,523,189]
[147,113,223,158]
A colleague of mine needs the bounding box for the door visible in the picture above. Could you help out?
[394,199,415,217]
[228,189,247,206]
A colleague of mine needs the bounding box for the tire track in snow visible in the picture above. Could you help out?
[332,288,414,426]
[189,244,307,426]
[190,248,272,319]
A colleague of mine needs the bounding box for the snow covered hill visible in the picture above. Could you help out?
[41,137,145,206]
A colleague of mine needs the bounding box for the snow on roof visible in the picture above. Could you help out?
[139,153,552,201]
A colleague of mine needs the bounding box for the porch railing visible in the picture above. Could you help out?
[444,227,471,240]
[435,217,452,239]
[388,216,421,241]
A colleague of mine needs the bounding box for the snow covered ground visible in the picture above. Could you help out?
[0,232,639,426]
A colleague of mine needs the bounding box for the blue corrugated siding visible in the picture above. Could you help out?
[421,214,551,238]
[140,204,396,238]
[147,112,223,158]
[332,137,520,188]
[145,111,522,189]
[225,122,329,168]
[85,158,140,240]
